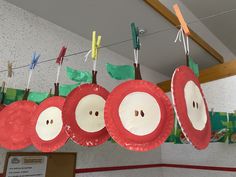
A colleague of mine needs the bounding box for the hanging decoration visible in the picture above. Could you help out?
[171,4,211,150]
[30,46,69,152]
[104,22,174,152]
[28,91,49,104]
[63,31,110,147]
[59,67,92,96]
[0,52,39,150]
[0,62,13,110]
[106,63,135,80]
[66,67,92,83]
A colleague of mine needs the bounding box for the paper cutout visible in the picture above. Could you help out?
[28,92,48,104]
[119,91,161,135]
[66,67,92,83]
[59,83,80,97]
[189,57,199,77]
[171,65,211,149]
[104,80,174,152]
[31,96,68,152]
[63,84,110,146]
[184,80,207,130]
[0,100,37,150]
[106,63,135,80]
[75,94,106,132]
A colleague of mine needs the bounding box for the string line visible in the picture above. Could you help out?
[0,6,236,73]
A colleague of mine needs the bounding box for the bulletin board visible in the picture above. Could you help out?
[3,152,76,177]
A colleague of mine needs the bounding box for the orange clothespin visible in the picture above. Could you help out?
[173,4,190,36]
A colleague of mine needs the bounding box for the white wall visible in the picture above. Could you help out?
[0,0,169,176]
[162,76,236,177]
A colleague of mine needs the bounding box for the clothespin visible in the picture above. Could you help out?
[56,46,67,65]
[55,46,68,86]
[173,4,190,36]
[27,52,40,90]
[131,22,140,50]
[173,4,191,66]
[130,22,141,65]
[7,61,13,78]
[29,52,40,70]
[91,31,102,60]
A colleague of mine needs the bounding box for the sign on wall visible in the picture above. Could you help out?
[5,156,47,177]
[3,152,76,177]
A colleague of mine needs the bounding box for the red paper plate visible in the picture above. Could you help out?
[31,96,69,152]
[0,100,38,150]
[104,80,174,152]
[63,84,110,146]
[171,65,211,149]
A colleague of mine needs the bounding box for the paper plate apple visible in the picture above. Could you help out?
[104,23,174,152]
[105,63,174,151]
[63,32,110,146]
[171,65,211,149]
[171,4,211,149]
[0,53,40,150]
[30,94,68,152]
[30,46,69,152]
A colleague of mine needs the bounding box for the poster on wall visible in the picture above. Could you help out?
[5,156,47,177]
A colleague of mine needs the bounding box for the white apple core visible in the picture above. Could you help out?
[36,107,63,141]
[184,81,207,130]
[75,94,106,133]
[118,92,161,136]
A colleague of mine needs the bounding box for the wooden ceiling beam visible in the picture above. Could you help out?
[157,59,236,92]
[144,0,224,64]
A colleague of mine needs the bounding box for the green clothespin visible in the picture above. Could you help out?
[131,22,140,50]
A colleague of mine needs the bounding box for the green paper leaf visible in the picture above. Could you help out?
[28,92,48,104]
[66,67,92,83]
[59,83,80,96]
[106,63,135,80]
[5,88,17,100]
[189,57,199,77]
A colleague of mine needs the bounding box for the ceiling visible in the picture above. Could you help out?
[5,0,234,76]
[181,0,236,56]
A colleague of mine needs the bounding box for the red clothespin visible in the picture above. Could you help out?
[173,4,190,36]
[56,46,67,65]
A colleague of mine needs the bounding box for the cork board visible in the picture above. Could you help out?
[3,152,76,177]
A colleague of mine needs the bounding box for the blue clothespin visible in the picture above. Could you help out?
[130,22,140,50]
[29,52,40,70]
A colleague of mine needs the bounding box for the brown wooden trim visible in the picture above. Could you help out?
[144,0,224,63]
[157,59,236,92]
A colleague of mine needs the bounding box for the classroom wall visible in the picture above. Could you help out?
[0,0,168,176]
[162,76,236,177]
